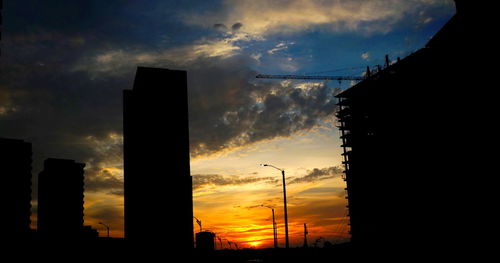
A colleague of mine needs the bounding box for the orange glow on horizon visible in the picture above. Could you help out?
[193,166,350,249]
[46,128,349,243]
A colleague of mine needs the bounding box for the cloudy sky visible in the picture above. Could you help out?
[0,0,455,248]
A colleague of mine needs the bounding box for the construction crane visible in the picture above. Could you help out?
[256,58,394,81]
[256,74,364,81]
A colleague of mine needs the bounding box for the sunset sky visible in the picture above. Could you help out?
[0,0,454,248]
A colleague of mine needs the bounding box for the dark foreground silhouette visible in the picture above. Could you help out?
[335,0,491,258]
[1,1,492,261]
[5,237,353,262]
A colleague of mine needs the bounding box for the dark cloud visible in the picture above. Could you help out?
[6,0,123,32]
[213,23,228,31]
[85,202,124,227]
[1,37,341,194]
[1,1,341,200]
[85,168,123,193]
[108,190,125,196]
[192,174,274,190]
[0,30,126,202]
[288,166,343,184]
[298,187,344,195]
[4,0,208,47]
[186,55,341,157]
[231,22,243,31]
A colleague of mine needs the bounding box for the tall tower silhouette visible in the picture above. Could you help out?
[123,67,194,249]
[0,138,32,239]
[37,158,85,238]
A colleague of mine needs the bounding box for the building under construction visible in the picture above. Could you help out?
[336,0,489,252]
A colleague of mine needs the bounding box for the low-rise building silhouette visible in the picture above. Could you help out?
[37,158,85,238]
[123,67,194,249]
[196,231,216,251]
[82,225,99,239]
[0,138,32,239]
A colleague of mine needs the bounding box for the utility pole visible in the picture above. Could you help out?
[282,169,289,248]
[261,205,278,248]
[272,208,278,248]
[218,236,223,249]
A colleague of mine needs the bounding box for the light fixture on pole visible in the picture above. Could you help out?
[193,216,203,233]
[260,164,289,249]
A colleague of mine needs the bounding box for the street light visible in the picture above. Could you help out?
[98,222,110,238]
[260,164,289,249]
[261,205,278,249]
[194,216,202,232]
[217,236,223,249]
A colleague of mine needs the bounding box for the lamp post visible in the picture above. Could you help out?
[260,164,289,249]
[99,222,110,238]
[194,216,202,232]
[261,205,278,249]
[217,236,223,249]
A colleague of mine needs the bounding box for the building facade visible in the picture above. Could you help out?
[37,158,85,238]
[123,67,194,249]
[336,0,488,252]
[1,0,3,56]
[0,138,32,238]
[196,231,215,251]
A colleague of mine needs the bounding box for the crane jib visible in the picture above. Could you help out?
[255,74,364,81]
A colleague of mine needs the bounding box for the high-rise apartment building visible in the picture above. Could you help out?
[123,67,194,249]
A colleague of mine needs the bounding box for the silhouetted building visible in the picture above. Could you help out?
[196,231,215,251]
[123,67,194,249]
[336,0,489,254]
[1,0,3,56]
[37,158,85,238]
[0,138,32,239]
[82,225,99,239]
